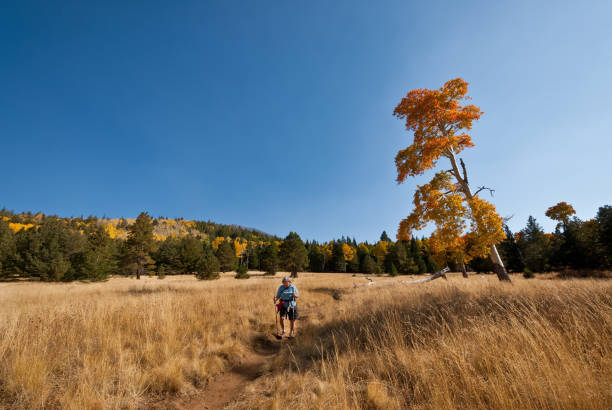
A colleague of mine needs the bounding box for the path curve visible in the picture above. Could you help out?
[170,335,281,410]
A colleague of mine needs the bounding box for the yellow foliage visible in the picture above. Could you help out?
[234,239,247,258]
[104,224,124,239]
[211,237,225,251]
[358,243,370,255]
[153,233,167,241]
[372,241,390,261]
[8,223,34,233]
[321,243,333,260]
[342,243,355,261]
[464,197,505,259]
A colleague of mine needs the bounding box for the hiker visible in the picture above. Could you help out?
[274,276,299,338]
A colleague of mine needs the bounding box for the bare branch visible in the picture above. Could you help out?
[474,186,495,197]
[459,158,469,185]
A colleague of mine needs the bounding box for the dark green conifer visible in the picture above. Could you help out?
[123,212,156,279]
[260,241,279,275]
[279,232,308,278]
[215,239,237,272]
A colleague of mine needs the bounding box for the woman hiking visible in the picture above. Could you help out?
[274,277,299,338]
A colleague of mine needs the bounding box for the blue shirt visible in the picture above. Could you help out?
[276,284,299,307]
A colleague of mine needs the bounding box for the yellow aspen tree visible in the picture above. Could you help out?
[342,243,356,261]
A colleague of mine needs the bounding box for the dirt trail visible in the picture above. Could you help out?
[169,335,281,410]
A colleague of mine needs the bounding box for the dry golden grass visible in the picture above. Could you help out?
[0,273,610,409]
[0,274,278,409]
[232,275,612,410]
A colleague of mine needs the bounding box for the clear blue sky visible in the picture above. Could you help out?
[1,1,611,242]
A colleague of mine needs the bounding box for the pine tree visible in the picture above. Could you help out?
[380,231,392,242]
[308,245,324,272]
[390,263,399,276]
[260,241,279,275]
[361,254,377,274]
[279,232,308,278]
[0,218,15,278]
[387,242,408,273]
[178,237,205,273]
[498,224,525,272]
[15,217,85,281]
[404,256,418,274]
[72,225,117,281]
[247,243,260,270]
[596,206,612,268]
[234,264,250,279]
[155,237,181,274]
[348,253,360,273]
[425,254,439,273]
[195,244,220,280]
[519,216,552,273]
[331,241,346,273]
[123,212,156,279]
[215,239,237,272]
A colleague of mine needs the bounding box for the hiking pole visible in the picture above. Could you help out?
[274,300,282,340]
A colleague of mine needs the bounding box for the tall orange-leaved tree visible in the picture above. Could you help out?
[393,78,511,281]
[545,202,576,227]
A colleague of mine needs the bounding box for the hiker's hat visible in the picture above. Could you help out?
[282,276,291,283]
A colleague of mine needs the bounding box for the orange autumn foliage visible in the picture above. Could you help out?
[393,78,481,181]
[394,78,505,265]
[545,202,576,224]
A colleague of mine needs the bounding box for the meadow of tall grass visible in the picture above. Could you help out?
[0,273,610,409]
[233,276,612,409]
[0,275,277,409]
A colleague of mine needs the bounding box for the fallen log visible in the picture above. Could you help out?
[400,267,450,284]
[353,267,450,288]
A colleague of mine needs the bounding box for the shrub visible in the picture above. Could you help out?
[235,265,250,279]
[523,268,534,279]
[557,269,612,279]
[389,263,399,277]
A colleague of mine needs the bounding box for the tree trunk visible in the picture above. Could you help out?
[460,260,468,278]
[489,244,511,281]
[447,151,511,282]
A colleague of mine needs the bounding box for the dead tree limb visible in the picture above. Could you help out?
[473,186,495,197]
[399,267,450,284]
[353,267,451,288]
[459,158,469,184]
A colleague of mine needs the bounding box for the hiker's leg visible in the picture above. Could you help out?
[289,319,295,336]
[279,316,285,333]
